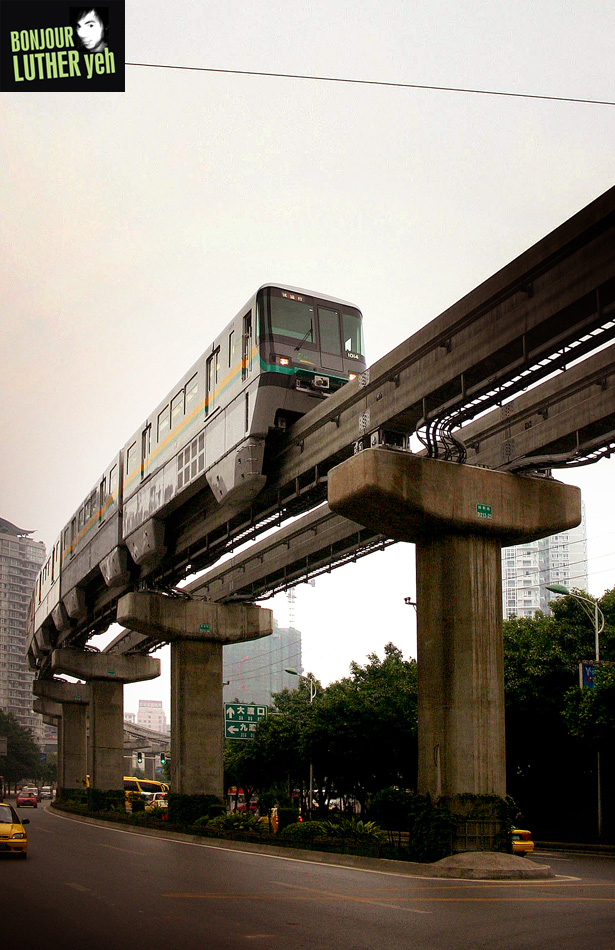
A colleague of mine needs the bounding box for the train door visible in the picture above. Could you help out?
[317,305,344,373]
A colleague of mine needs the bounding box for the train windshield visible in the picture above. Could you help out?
[266,288,364,360]
[269,291,317,349]
[342,311,364,360]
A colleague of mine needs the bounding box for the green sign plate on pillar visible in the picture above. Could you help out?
[476,503,493,519]
[224,703,268,739]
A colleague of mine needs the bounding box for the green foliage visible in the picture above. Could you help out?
[279,820,330,841]
[406,796,457,862]
[563,665,615,747]
[323,818,385,840]
[0,709,41,786]
[276,806,299,833]
[57,787,88,806]
[369,787,414,832]
[87,788,124,812]
[168,793,224,826]
[504,587,615,839]
[195,811,263,835]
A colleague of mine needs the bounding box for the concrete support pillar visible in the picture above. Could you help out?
[328,449,581,809]
[34,679,89,790]
[416,534,505,798]
[61,704,88,790]
[117,592,273,798]
[171,639,224,797]
[50,648,160,792]
[88,679,124,791]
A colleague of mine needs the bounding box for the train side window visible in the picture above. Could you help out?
[157,405,170,443]
[207,349,220,412]
[109,464,118,498]
[342,311,365,358]
[228,330,235,368]
[126,442,137,474]
[185,374,198,412]
[141,425,151,480]
[242,312,253,379]
[99,478,107,520]
[171,392,184,429]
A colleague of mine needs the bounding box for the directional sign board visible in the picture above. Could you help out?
[224,703,268,740]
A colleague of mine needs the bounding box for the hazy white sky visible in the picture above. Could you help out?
[2,0,614,715]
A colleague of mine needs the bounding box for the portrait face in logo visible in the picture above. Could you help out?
[73,8,108,54]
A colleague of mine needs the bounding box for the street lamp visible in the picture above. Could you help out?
[546,583,606,837]
[285,668,316,814]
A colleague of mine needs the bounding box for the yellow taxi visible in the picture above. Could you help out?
[0,802,29,858]
[511,828,534,855]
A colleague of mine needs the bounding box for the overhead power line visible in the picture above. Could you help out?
[126,61,615,107]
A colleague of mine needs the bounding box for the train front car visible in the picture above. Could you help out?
[120,285,366,578]
[254,285,366,433]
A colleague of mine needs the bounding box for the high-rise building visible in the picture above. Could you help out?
[502,502,588,619]
[223,618,302,707]
[0,518,46,743]
[137,699,168,733]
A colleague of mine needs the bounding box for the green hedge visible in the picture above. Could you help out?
[168,793,224,826]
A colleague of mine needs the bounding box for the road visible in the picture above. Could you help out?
[2,804,615,949]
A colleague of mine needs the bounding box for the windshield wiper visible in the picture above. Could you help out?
[294,322,313,351]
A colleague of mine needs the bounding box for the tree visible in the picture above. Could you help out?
[0,709,41,791]
[308,644,418,814]
[503,587,615,840]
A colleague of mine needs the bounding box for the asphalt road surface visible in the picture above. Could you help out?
[2,804,615,950]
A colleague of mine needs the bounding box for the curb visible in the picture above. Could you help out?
[48,805,553,880]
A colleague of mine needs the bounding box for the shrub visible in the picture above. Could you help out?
[194,811,263,836]
[168,793,224,826]
[276,806,299,834]
[323,818,386,840]
[279,821,329,842]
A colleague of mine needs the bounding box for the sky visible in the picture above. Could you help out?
[2,0,614,717]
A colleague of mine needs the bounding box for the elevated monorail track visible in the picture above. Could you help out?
[156,186,615,579]
[101,190,615,658]
[39,186,615,664]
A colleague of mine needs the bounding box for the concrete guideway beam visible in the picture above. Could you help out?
[328,449,581,807]
[33,678,88,704]
[116,592,273,798]
[116,592,272,644]
[328,449,581,547]
[50,647,160,683]
[33,696,62,719]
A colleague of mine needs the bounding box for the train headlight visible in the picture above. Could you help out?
[279,357,290,366]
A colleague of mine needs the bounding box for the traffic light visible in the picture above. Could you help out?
[160,752,166,765]
[137,751,142,765]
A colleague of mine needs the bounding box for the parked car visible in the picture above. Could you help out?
[0,801,29,858]
[39,786,53,800]
[16,791,38,808]
[512,828,534,855]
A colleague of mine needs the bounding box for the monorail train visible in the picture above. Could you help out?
[27,285,366,666]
